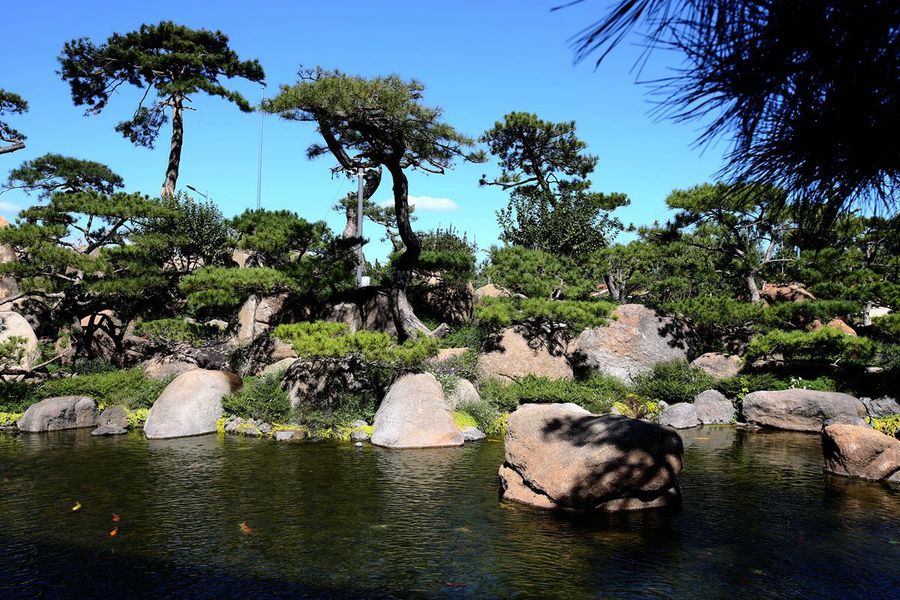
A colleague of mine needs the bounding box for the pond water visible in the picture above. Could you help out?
[1,427,897,599]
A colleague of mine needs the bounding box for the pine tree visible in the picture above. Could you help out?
[0,89,28,156]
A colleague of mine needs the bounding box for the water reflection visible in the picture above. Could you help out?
[1,427,897,599]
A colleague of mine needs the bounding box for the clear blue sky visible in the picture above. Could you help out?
[1,0,726,261]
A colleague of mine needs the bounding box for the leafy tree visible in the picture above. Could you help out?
[58,21,265,196]
[482,246,591,300]
[5,153,123,198]
[666,183,792,302]
[0,89,28,156]
[263,67,483,339]
[564,1,900,218]
[230,208,329,269]
[480,112,628,257]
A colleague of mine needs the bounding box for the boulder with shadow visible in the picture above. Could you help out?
[371,373,463,448]
[498,403,683,512]
[822,424,900,482]
[143,370,242,439]
[18,396,97,432]
[742,389,866,432]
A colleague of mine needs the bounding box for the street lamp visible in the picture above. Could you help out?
[185,185,210,202]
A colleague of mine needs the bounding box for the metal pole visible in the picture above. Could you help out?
[356,168,364,287]
[256,87,265,211]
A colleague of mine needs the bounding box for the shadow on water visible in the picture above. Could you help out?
[1,428,898,599]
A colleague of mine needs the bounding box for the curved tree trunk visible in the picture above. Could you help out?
[747,273,762,303]
[386,161,448,340]
[161,95,184,198]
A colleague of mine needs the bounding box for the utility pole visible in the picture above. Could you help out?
[256,85,265,211]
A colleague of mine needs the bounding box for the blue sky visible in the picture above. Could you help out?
[1,0,726,261]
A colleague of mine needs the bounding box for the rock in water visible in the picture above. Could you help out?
[461,426,486,441]
[658,403,701,429]
[822,424,900,482]
[742,390,866,432]
[143,370,242,439]
[568,304,687,382]
[91,424,127,436]
[693,390,736,424]
[371,373,463,448]
[17,396,97,432]
[476,327,573,383]
[96,405,129,429]
[499,403,683,511]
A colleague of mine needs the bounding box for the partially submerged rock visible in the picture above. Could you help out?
[461,426,486,442]
[822,424,900,482]
[568,304,686,382]
[658,403,700,429]
[18,396,97,432]
[91,424,127,436]
[96,405,129,429]
[477,327,573,383]
[499,403,683,511]
[742,389,866,432]
[144,370,242,439]
[371,373,463,448]
[693,390,736,424]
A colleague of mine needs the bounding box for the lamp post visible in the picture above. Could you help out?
[186,185,210,202]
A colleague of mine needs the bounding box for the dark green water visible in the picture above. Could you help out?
[1,427,898,599]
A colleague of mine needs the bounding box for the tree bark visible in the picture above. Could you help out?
[746,273,762,303]
[0,141,25,156]
[603,273,621,302]
[385,161,447,340]
[161,96,184,198]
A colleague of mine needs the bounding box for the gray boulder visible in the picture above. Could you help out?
[861,396,900,418]
[693,390,735,424]
[477,327,573,383]
[690,353,742,380]
[143,370,242,439]
[96,405,129,429]
[658,403,701,429]
[17,396,97,432]
[446,378,480,410]
[371,373,463,448]
[274,430,300,442]
[350,428,370,442]
[499,403,683,511]
[0,311,39,375]
[742,389,866,432]
[91,424,127,436]
[568,304,687,382]
[350,419,368,428]
[461,426,486,442]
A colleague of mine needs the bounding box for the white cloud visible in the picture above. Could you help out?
[379,195,459,212]
[0,200,21,213]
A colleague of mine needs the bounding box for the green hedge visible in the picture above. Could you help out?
[475,297,613,333]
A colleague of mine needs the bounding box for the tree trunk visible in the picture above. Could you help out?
[747,273,762,303]
[603,273,621,302]
[161,96,184,198]
[385,161,447,340]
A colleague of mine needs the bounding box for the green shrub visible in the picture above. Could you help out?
[38,368,167,410]
[134,317,219,347]
[426,348,479,384]
[631,361,715,405]
[273,321,438,368]
[453,411,478,429]
[475,297,612,334]
[870,414,900,438]
[222,374,292,423]
[0,381,38,413]
[455,400,506,436]
[439,322,489,351]
[481,246,591,299]
[744,328,877,367]
[479,374,627,414]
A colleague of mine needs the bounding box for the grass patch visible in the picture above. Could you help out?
[479,374,627,414]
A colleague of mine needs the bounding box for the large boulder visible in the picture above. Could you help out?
[0,311,39,374]
[143,370,242,439]
[370,373,463,448]
[446,378,480,410]
[17,396,97,432]
[761,282,816,304]
[861,396,900,418]
[822,424,900,482]
[499,403,683,511]
[96,405,129,429]
[477,327,573,383]
[236,293,289,346]
[693,389,736,424]
[473,284,511,304]
[690,353,742,380]
[142,355,199,382]
[568,304,687,382]
[742,389,866,432]
[658,403,700,429]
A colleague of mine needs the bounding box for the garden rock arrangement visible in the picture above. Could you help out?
[692,390,736,424]
[144,370,242,439]
[91,405,129,436]
[569,304,686,382]
[822,424,900,482]
[498,403,683,512]
[371,373,464,448]
[223,416,273,437]
[477,327,573,383]
[658,403,700,429]
[742,389,866,432]
[17,396,98,432]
